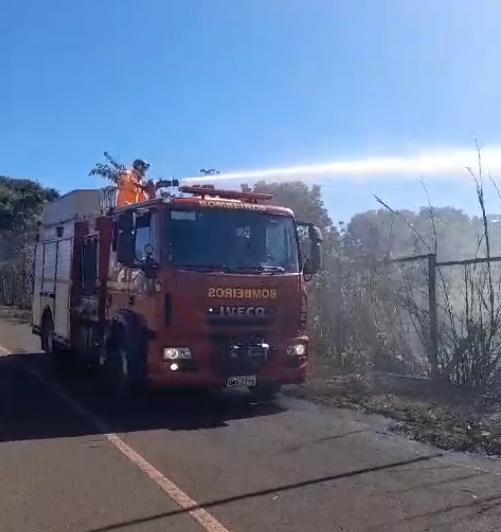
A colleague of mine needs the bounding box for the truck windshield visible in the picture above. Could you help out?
[166,209,299,273]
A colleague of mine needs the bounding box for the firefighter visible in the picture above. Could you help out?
[117,159,152,207]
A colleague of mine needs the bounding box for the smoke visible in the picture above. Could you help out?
[185,145,501,184]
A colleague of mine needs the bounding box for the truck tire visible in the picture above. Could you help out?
[41,312,70,373]
[106,326,147,397]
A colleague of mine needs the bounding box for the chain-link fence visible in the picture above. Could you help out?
[436,256,501,391]
[312,252,432,376]
[321,250,501,391]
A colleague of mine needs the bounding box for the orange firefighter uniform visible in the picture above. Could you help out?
[117,170,149,207]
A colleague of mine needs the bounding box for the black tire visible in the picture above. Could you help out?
[41,312,70,373]
[106,326,147,397]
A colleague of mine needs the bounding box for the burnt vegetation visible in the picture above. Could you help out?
[255,174,501,394]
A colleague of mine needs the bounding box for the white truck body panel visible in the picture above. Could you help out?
[31,243,44,328]
[54,238,73,338]
[32,237,74,339]
[33,189,100,339]
[42,241,57,295]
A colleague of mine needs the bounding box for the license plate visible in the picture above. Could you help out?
[226,375,257,388]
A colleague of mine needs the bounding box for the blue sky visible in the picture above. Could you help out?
[2,0,501,221]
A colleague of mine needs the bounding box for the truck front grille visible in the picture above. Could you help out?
[211,336,275,376]
[207,317,274,328]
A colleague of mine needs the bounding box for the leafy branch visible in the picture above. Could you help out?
[89,152,126,184]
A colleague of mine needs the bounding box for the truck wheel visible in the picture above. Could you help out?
[107,328,146,397]
[41,313,69,372]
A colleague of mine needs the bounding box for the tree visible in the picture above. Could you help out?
[0,176,58,232]
[252,180,333,232]
[0,176,58,307]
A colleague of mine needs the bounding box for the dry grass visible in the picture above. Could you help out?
[286,370,501,455]
[0,305,31,324]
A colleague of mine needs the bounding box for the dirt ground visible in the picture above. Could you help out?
[285,367,501,456]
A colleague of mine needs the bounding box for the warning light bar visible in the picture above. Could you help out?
[179,185,273,203]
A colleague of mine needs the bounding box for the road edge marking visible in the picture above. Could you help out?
[0,344,230,532]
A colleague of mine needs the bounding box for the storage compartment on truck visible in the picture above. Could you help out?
[32,190,100,341]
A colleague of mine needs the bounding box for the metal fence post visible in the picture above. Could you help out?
[428,253,439,377]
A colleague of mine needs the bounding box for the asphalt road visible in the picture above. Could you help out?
[2,318,501,531]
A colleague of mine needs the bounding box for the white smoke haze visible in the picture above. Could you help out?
[184,145,501,184]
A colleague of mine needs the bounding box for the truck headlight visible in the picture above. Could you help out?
[287,343,306,356]
[163,347,192,360]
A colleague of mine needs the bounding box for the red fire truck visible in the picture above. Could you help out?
[32,185,322,397]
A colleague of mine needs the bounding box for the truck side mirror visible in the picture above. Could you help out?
[303,225,323,275]
[117,211,135,266]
